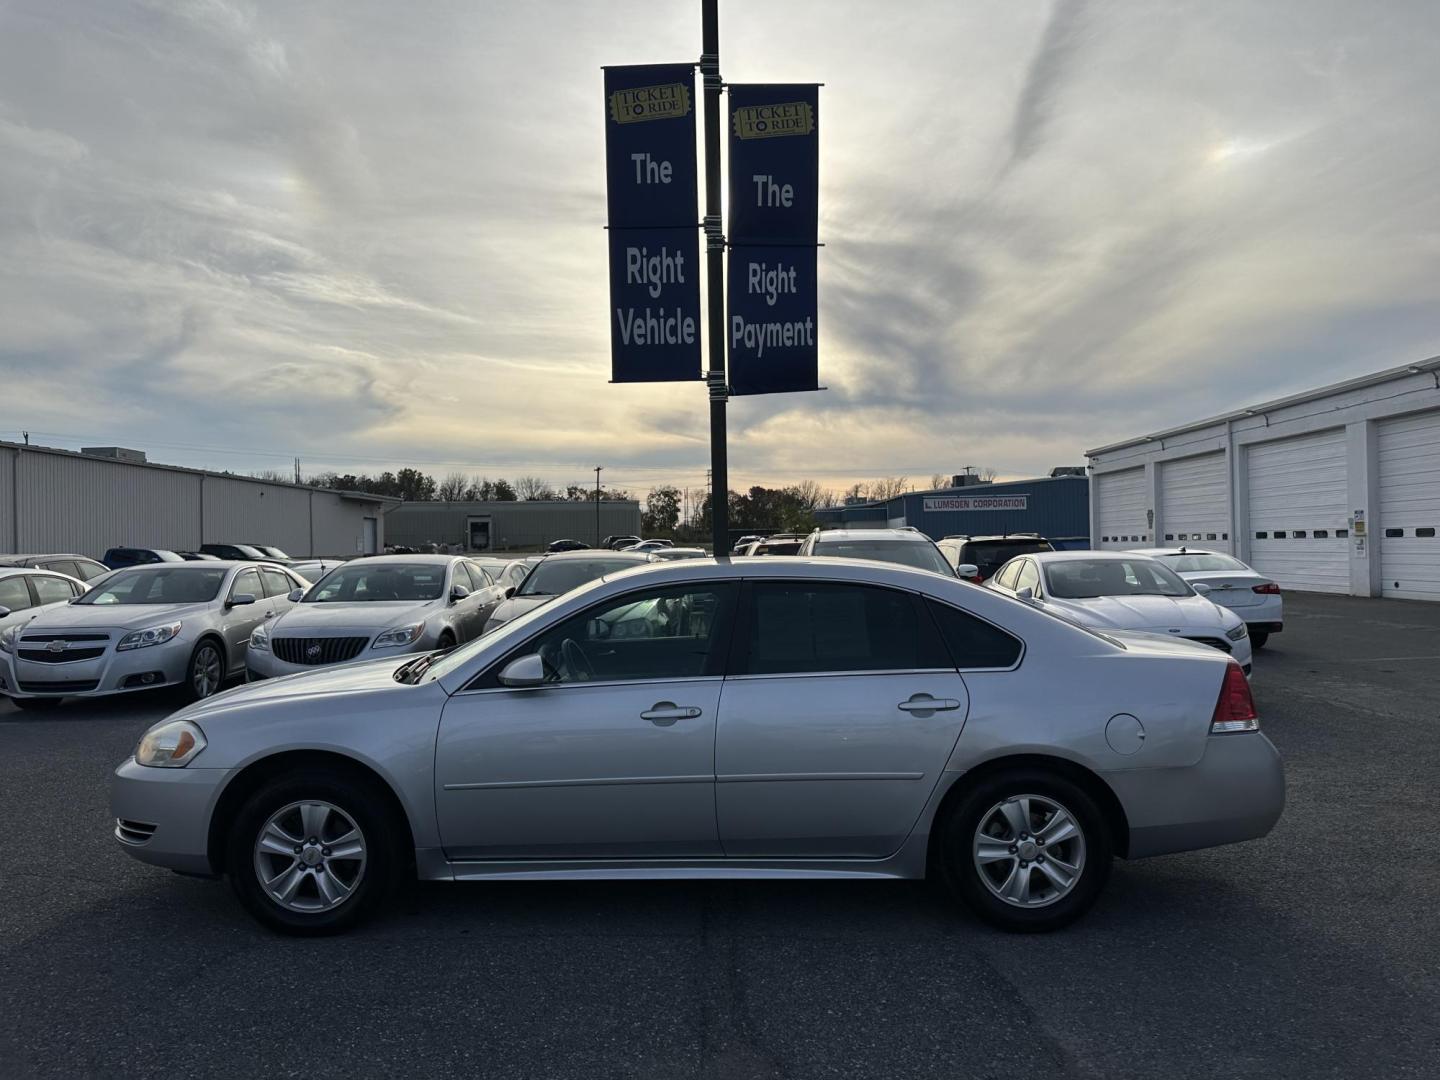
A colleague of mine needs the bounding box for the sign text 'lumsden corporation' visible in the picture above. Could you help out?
[923,495,1030,512]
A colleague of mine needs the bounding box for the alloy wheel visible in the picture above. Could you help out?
[192,645,223,698]
[972,794,1086,908]
[252,801,368,913]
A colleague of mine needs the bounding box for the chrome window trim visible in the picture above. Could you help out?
[453,673,725,698]
[723,667,957,682]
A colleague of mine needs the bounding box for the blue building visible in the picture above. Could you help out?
[814,474,1090,548]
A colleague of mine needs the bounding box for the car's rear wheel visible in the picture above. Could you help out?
[227,770,401,935]
[937,769,1112,932]
[11,697,63,711]
[1250,632,1269,649]
[179,639,225,703]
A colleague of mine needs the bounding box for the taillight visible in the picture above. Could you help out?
[969,575,984,584]
[1252,582,1280,594]
[1211,661,1259,733]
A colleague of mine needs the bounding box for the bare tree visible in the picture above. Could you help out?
[514,475,556,500]
[791,479,834,510]
[980,467,998,482]
[868,476,910,501]
[437,472,469,501]
[929,472,950,490]
[249,468,292,483]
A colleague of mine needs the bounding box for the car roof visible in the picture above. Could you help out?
[329,554,459,567]
[1028,549,1162,562]
[539,549,653,562]
[943,534,1048,543]
[811,528,933,542]
[0,566,84,581]
[1133,547,1227,557]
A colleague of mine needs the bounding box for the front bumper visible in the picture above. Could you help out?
[111,757,231,876]
[1,640,191,699]
[1113,732,1285,859]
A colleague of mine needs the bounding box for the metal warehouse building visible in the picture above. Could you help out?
[0,441,397,558]
[1086,357,1440,600]
[386,500,643,552]
[814,475,1090,545]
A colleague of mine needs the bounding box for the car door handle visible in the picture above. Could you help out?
[897,695,962,713]
[641,702,702,725]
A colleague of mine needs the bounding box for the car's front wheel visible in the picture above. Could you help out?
[227,771,401,935]
[937,769,1112,932]
[180,639,226,703]
[1250,631,1269,649]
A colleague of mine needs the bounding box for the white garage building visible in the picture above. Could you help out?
[1086,358,1440,600]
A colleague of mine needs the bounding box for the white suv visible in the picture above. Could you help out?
[797,527,960,577]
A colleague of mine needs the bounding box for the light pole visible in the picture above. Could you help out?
[594,465,603,547]
[701,0,728,557]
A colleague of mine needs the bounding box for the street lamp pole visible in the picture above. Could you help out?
[594,465,603,547]
[701,0,728,557]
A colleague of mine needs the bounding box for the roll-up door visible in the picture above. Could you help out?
[1378,410,1440,600]
[1246,430,1348,593]
[1159,452,1230,552]
[1095,468,1148,549]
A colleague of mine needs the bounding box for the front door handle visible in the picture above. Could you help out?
[641,702,702,725]
[897,695,962,714]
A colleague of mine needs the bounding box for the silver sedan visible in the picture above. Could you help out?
[2,561,308,707]
[111,557,1284,935]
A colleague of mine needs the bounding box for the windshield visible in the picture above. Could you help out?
[517,557,643,596]
[1044,558,1192,599]
[1161,553,1249,573]
[813,538,954,576]
[304,563,446,603]
[969,541,1052,575]
[257,546,290,559]
[79,567,227,605]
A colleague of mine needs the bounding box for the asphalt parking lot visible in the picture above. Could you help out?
[1,592,1437,1079]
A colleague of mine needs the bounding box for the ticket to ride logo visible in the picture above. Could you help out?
[610,82,692,124]
[733,102,814,139]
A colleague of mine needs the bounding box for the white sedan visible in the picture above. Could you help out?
[1133,549,1283,648]
[986,550,1253,675]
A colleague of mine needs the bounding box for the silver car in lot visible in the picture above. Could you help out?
[481,550,654,633]
[111,557,1283,935]
[986,550,1255,675]
[0,568,92,687]
[2,561,308,708]
[245,555,504,680]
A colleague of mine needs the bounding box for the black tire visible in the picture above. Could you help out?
[436,630,456,652]
[11,697,63,711]
[178,638,226,704]
[936,768,1113,932]
[1250,632,1269,650]
[227,769,402,935]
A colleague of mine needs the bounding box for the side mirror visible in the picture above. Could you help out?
[0,606,9,619]
[1015,586,1035,602]
[228,593,257,608]
[1192,583,1212,596]
[287,588,305,602]
[956,563,980,580]
[450,584,471,603]
[67,596,82,604]
[504,586,516,599]
[498,653,545,687]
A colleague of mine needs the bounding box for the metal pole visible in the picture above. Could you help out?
[702,0,728,556]
[594,465,603,546]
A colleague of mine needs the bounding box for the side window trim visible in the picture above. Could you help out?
[228,567,261,602]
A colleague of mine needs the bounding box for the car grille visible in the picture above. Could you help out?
[1184,636,1232,653]
[18,679,100,693]
[21,632,109,642]
[272,636,369,666]
[18,647,107,663]
[115,819,157,845]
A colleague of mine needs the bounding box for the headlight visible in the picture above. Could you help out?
[249,625,270,651]
[372,623,424,649]
[0,626,16,654]
[135,719,207,768]
[116,622,182,652]
[1225,622,1249,642]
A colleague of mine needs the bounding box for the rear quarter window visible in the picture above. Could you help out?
[925,599,1023,669]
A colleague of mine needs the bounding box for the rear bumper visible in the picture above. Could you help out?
[1112,732,1285,859]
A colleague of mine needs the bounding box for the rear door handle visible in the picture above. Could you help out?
[641,702,702,724]
[897,695,962,713]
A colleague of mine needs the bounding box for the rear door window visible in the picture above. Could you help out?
[0,576,33,612]
[42,559,81,580]
[30,575,77,605]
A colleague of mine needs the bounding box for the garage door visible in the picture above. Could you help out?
[1159,452,1230,552]
[1378,410,1440,600]
[1095,468,1148,549]
[1246,429,1348,593]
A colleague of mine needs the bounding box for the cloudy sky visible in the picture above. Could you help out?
[2,0,1439,498]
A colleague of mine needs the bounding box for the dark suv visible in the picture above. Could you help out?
[101,547,184,569]
[936,534,1054,583]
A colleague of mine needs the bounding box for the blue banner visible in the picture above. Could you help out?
[727,85,819,246]
[608,227,702,382]
[604,64,699,230]
[727,246,817,395]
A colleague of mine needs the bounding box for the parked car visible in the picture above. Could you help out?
[0,569,91,679]
[622,539,674,552]
[730,534,763,553]
[492,556,546,592]
[738,538,802,557]
[937,534,1055,583]
[102,547,184,569]
[1134,548,1283,648]
[797,527,956,576]
[649,547,708,560]
[247,545,295,564]
[546,539,589,553]
[0,553,111,581]
[482,550,654,633]
[246,556,503,680]
[1,561,308,708]
[175,551,222,562]
[201,543,272,562]
[110,556,1283,935]
[604,535,642,550]
[985,551,1253,675]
